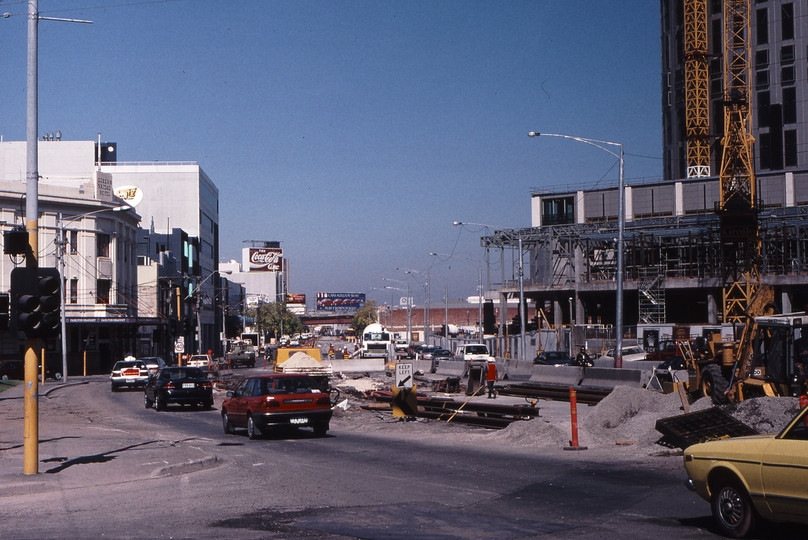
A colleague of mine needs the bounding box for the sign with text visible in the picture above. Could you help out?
[248,248,283,272]
[395,362,414,389]
[316,292,365,312]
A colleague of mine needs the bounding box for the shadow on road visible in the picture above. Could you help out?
[44,440,160,474]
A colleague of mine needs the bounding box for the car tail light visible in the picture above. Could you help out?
[259,397,280,410]
[201,381,212,389]
[316,397,330,406]
[163,382,176,390]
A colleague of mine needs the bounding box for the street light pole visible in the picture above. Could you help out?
[453,222,526,360]
[528,131,625,367]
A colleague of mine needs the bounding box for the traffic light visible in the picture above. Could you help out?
[182,318,191,334]
[0,293,9,330]
[10,267,61,339]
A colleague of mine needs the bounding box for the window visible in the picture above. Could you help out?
[96,279,111,304]
[96,233,110,258]
[783,87,797,124]
[68,230,77,255]
[780,45,794,64]
[781,66,795,85]
[542,197,575,225]
[756,9,769,45]
[756,69,770,88]
[759,132,772,170]
[758,91,771,127]
[70,278,78,304]
[755,49,769,68]
[711,19,722,54]
[781,3,794,41]
[784,130,797,167]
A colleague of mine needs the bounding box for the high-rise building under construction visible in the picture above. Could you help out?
[481,1,808,350]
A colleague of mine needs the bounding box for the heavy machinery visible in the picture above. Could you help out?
[670,284,807,404]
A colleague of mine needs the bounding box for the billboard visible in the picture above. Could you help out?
[248,248,283,272]
[316,292,365,312]
[286,294,306,305]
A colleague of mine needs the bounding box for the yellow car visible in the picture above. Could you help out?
[683,405,808,538]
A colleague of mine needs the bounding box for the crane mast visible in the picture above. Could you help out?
[684,0,711,178]
[718,0,759,323]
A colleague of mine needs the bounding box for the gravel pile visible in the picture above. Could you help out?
[484,386,802,454]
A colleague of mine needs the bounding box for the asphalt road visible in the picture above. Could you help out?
[0,377,806,539]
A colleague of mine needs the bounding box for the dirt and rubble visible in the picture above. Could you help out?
[324,372,803,464]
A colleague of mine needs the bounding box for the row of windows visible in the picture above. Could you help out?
[757,4,796,46]
[755,45,803,68]
[756,65,803,88]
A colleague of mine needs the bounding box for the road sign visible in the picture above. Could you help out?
[395,362,413,389]
[391,384,418,418]
[174,336,185,354]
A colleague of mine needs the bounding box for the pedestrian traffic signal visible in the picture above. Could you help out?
[10,267,61,339]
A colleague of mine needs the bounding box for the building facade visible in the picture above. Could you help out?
[661,0,806,179]
[0,140,141,374]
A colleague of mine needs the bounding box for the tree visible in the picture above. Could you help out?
[351,300,378,336]
[247,302,305,338]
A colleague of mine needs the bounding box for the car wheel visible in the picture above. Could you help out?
[155,394,166,411]
[1,374,8,381]
[711,478,755,538]
[313,423,328,437]
[53,372,62,381]
[701,364,729,405]
[110,384,117,392]
[204,399,214,410]
[222,410,235,434]
[247,414,261,440]
[144,394,154,409]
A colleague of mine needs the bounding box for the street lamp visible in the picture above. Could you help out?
[454,222,526,361]
[188,269,232,355]
[382,278,412,343]
[430,252,484,341]
[528,131,625,368]
[55,204,132,382]
[396,267,431,344]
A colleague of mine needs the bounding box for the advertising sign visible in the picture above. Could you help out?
[113,185,144,207]
[286,294,306,305]
[249,248,283,272]
[316,292,366,312]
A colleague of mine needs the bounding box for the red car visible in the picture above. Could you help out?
[221,374,333,439]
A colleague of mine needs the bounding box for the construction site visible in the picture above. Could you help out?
[477,0,807,351]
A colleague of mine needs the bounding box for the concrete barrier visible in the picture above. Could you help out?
[529,365,584,386]
[326,359,386,373]
[580,366,648,389]
[503,358,533,381]
[435,360,466,377]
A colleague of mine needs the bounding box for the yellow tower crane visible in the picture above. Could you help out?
[717,0,759,323]
[684,0,711,178]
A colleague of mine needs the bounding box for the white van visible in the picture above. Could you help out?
[456,343,491,362]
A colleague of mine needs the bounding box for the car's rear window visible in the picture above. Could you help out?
[465,346,488,354]
[113,361,145,370]
[263,376,319,395]
[162,368,204,380]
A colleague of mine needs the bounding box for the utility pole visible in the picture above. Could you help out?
[23,0,40,476]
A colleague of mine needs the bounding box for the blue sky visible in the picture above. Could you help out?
[0,0,662,306]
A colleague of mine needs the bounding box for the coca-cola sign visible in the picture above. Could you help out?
[249,248,283,272]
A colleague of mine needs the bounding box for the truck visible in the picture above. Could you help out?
[360,323,392,359]
[225,340,256,368]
